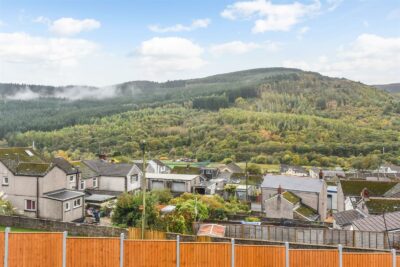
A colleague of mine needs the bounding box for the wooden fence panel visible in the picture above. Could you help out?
[235,245,285,267]
[124,240,176,267]
[397,256,400,267]
[67,237,119,267]
[343,253,392,267]
[180,242,230,267]
[290,249,338,267]
[8,233,62,267]
[127,228,166,240]
[0,232,4,267]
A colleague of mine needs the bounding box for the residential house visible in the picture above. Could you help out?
[374,164,400,176]
[261,175,328,220]
[218,162,244,174]
[52,157,79,190]
[352,211,400,233]
[0,148,84,222]
[339,180,399,214]
[146,173,203,195]
[200,167,220,180]
[264,189,320,221]
[134,159,171,174]
[280,165,308,177]
[309,168,345,180]
[78,159,142,194]
[332,209,366,230]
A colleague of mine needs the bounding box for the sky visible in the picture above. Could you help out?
[0,0,399,86]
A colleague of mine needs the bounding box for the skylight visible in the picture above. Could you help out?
[25,150,34,157]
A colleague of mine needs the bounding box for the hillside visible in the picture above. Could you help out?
[2,68,400,167]
[374,83,400,94]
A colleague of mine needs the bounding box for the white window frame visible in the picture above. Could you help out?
[73,198,82,208]
[130,174,138,183]
[93,178,98,187]
[25,199,36,211]
[65,202,71,211]
[69,175,75,182]
[2,176,9,186]
[80,180,85,190]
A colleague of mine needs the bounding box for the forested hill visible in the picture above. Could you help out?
[374,83,400,94]
[2,68,400,168]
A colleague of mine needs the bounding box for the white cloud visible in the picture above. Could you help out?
[221,0,321,33]
[136,37,205,74]
[210,40,280,55]
[283,34,400,83]
[326,0,343,11]
[0,32,98,66]
[49,18,101,36]
[148,18,211,33]
[296,26,310,39]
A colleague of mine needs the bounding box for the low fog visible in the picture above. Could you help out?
[3,85,126,101]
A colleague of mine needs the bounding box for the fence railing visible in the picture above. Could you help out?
[0,228,398,267]
[212,223,400,250]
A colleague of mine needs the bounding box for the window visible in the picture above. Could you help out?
[130,174,138,183]
[2,177,9,186]
[93,178,97,187]
[25,200,36,211]
[80,180,85,190]
[65,202,70,211]
[73,198,81,208]
[69,175,75,182]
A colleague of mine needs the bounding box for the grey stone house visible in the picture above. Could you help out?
[0,148,84,222]
[261,175,328,221]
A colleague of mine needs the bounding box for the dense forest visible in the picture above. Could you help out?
[2,68,400,168]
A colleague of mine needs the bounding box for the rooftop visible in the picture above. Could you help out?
[340,180,398,197]
[146,173,200,181]
[261,175,324,193]
[294,204,319,221]
[52,157,77,175]
[83,160,134,177]
[44,189,84,201]
[171,166,200,175]
[282,191,300,204]
[365,198,400,214]
[0,147,52,176]
[352,211,400,232]
[333,209,366,227]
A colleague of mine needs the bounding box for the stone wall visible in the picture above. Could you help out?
[0,215,127,237]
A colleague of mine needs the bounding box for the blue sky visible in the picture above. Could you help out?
[0,0,399,86]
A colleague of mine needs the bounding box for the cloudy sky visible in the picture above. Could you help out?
[0,0,399,86]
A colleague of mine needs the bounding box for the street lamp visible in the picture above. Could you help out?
[140,140,147,239]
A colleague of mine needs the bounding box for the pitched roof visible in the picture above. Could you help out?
[333,209,366,227]
[225,162,244,173]
[146,173,200,181]
[261,175,324,193]
[365,198,400,214]
[83,160,134,177]
[282,191,300,204]
[352,211,400,232]
[294,204,319,221]
[384,183,400,198]
[0,147,52,176]
[171,166,200,174]
[340,180,398,197]
[52,157,77,175]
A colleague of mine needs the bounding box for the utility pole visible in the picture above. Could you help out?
[140,140,147,240]
[245,161,249,203]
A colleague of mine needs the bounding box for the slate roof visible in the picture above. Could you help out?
[52,157,77,175]
[384,183,400,198]
[280,164,308,174]
[85,194,116,203]
[225,162,244,173]
[261,175,324,193]
[333,209,366,227]
[340,180,398,197]
[352,211,400,232]
[146,173,200,181]
[44,189,84,201]
[83,160,134,177]
[0,147,52,176]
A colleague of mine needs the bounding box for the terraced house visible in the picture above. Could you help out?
[0,147,85,222]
